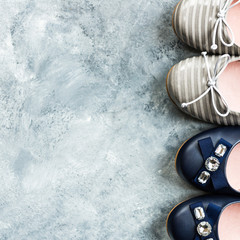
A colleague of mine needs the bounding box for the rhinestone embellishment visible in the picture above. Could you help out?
[197,221,212,237]
[194,207,205,220]
[215,144,227,157]
[205,157,220,172]
[198,171,210,184]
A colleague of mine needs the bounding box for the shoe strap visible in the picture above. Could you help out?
[211,0,240,50]
[190,201,222,240]
[193,137,232,191]
[181,52,231,118]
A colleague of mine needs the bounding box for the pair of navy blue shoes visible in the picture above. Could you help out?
[166,127,240,240]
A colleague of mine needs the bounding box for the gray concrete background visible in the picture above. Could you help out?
[0,0,213,239]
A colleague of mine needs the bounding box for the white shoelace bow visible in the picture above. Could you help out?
[211,0,240,50]
[181,52,231,117]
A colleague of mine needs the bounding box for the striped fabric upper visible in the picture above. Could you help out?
[173,0,240,55]
[167,55,240,125]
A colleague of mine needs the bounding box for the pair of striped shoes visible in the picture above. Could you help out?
[166,0,240,125]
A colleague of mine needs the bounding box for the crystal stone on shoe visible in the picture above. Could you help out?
[198,171,210,184]
[194,207,205,220]
[205,157,220,172]
[197,221,212,237]
[215,144,227,157]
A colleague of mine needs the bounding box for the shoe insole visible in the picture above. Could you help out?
[227,0,240,47]
[218,202,240,240]
[226,143,240,192]
[218,61,240,113]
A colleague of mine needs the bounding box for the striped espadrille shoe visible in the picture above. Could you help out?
[172,0,240,55]
[166,52,240,125]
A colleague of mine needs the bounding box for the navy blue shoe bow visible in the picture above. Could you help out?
[176,126,240,195]
[167,195,240,240]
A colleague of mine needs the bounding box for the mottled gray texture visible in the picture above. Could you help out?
[0,0,213,239]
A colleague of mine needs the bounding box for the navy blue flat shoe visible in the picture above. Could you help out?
[176,127,240,195]
[167,194,240,240]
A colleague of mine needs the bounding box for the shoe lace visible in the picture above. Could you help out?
[211,0,240,50]
[181,52,231,117]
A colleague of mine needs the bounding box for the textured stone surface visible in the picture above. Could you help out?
[0,0,212,239]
